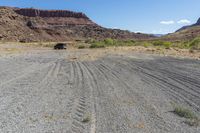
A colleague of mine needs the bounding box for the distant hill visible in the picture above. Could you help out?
[162,18,200,41]
[176,18,200,32]
[152,34,165,37]
[0,6,154,42]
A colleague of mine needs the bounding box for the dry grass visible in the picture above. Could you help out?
[82,113,91,123]
[172,105,199,127]
[0,41,199,60]
[174,106,197,119]
[66,45,200,62]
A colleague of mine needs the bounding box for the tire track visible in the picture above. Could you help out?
[83,60,163,132]
[136,62,200,95]
[138,67,200,111]
[95,60,171,132]
[81,62,97,133]
[0,61,60,132]
[106,57,200,111]
[1,51,199,133]
[69,62,88,133]
[128,61,200,111]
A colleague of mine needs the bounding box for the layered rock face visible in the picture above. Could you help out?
[14,8,95,26]
[14,8,89,19]
[0,7,154,42]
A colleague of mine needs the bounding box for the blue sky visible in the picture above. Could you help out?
[0,0,200,34]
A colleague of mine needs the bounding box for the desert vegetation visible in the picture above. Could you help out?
[78,45,86,49]
[173,106,197,119]
[87,38,136,48]
[189,37,200,50]
[82,113,91,123]
[173,105,200,127]
[85,37,200,51]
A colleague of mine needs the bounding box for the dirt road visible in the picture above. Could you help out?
[0,50,199,133]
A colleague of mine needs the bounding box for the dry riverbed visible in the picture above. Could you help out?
[0,45,199,132]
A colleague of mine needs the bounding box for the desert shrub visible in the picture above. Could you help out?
[82,113,91,123]
[85,38,138,47]
[87,39,156,48]
[163,42,172,48]
[153,40,172,48]
[89,43,105,48]
[104,39,136,46]
[132,41,142,46]
[129,39,136,43]
[174,106,197,119]
[122,40,136,46]
[152,40,163,46]
[78,45,86,49]
[104,38,115,45]
[189,37,200,50]
[123,39,135,44]
[173,105,200,127]
[143,42,152,47]
[172,41,190,49]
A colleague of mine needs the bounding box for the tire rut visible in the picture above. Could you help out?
[107,57,200,111]
[95,60,171,132]
[69,62,89,133]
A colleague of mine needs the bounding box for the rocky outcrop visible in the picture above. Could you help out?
[13,7,95,26]
[0,6,154,42]
[14,8,89,19]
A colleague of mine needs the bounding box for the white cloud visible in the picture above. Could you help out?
[177,19,191,24]
[160,20,175,25]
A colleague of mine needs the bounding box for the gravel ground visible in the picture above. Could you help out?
[0,50,199,133]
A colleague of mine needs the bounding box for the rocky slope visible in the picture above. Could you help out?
[0,7,154,42]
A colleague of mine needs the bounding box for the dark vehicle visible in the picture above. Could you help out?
[54,43,67,50]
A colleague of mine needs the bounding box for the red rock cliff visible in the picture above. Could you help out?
[14,8,89,19]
